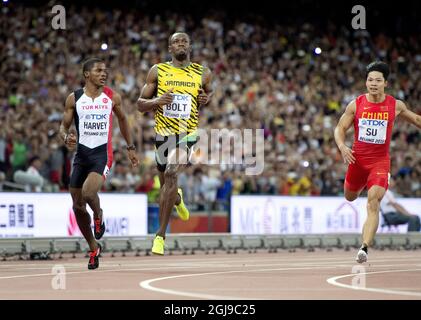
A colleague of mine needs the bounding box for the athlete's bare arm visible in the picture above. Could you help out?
[334,100,356,164]
[396,100,421,129]
[198,67,213,106]
[137,65,174,112]
[113,91,139,167]
[59,93,77,150]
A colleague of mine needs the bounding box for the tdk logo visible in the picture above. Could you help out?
[85,114,107,120]
[362,119,385,126]
[174,95,190,101]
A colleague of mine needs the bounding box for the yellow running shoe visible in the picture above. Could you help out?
[175,188,189,221]
[151,235,165,255]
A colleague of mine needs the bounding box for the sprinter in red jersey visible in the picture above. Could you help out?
[334,61,421,263]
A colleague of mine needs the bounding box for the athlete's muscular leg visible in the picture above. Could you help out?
[82,172,104,222]
[362,185,386,247]
[159,171,181,206]
[156,148,187,238]
[70,188,98,251]
[158,167,180,231]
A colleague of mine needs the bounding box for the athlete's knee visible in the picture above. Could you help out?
[345,193,358,202]
[82,191,97,204]
[344,190,359,202]
[366,197,380,214]
[72,204,86,215]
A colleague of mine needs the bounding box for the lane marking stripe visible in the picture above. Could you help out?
[327,268,421,297]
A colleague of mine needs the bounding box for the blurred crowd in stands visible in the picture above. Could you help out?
[0,2,420,207]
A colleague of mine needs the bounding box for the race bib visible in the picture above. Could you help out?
[358,118,388,144]
[163,94,192,119]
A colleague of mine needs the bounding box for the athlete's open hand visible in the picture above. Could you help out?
[339,144,356,164]
[156,88,174,106]
[197,88,209,105]
[127,150,139,167]
[64,129,77,151]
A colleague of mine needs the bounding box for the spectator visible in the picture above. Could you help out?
[11,132,27,173]
[380,179,421,232]
[25,156,44,192]
[13,156,44,192]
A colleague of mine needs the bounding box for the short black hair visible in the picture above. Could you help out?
[168,32,190,45]
[366,61,389,81]
[82,57,104,76]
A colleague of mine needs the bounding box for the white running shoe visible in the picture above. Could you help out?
[355,249,368,263]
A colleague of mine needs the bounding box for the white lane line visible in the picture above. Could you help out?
[327,268,421,297]
[3,261,335,280]
[2,257,420,276]
[0,265,201,280]
[1,253,419,268]
[3,254,421,272]
[139,265,339,300]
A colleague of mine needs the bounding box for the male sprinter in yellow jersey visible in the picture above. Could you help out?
[137,32,213,255]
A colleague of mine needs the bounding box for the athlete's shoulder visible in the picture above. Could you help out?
[65,91,76,106]
[385,94,397,103]
[394,98,407,112]
[156,62,169,68]
[145,64,159,82]
[103,86,114,99]
[190,62,205,71]
[72,88,84,102]
[345,99,356,114]
[155,63,171,75]
[344,97,356,108]
[394,98,405,105]
[190,62,203,68]
[355,94,366,104]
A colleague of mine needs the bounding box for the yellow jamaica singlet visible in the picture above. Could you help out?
[155,62,204,136]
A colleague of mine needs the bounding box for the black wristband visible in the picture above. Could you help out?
[126,144,136,151]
